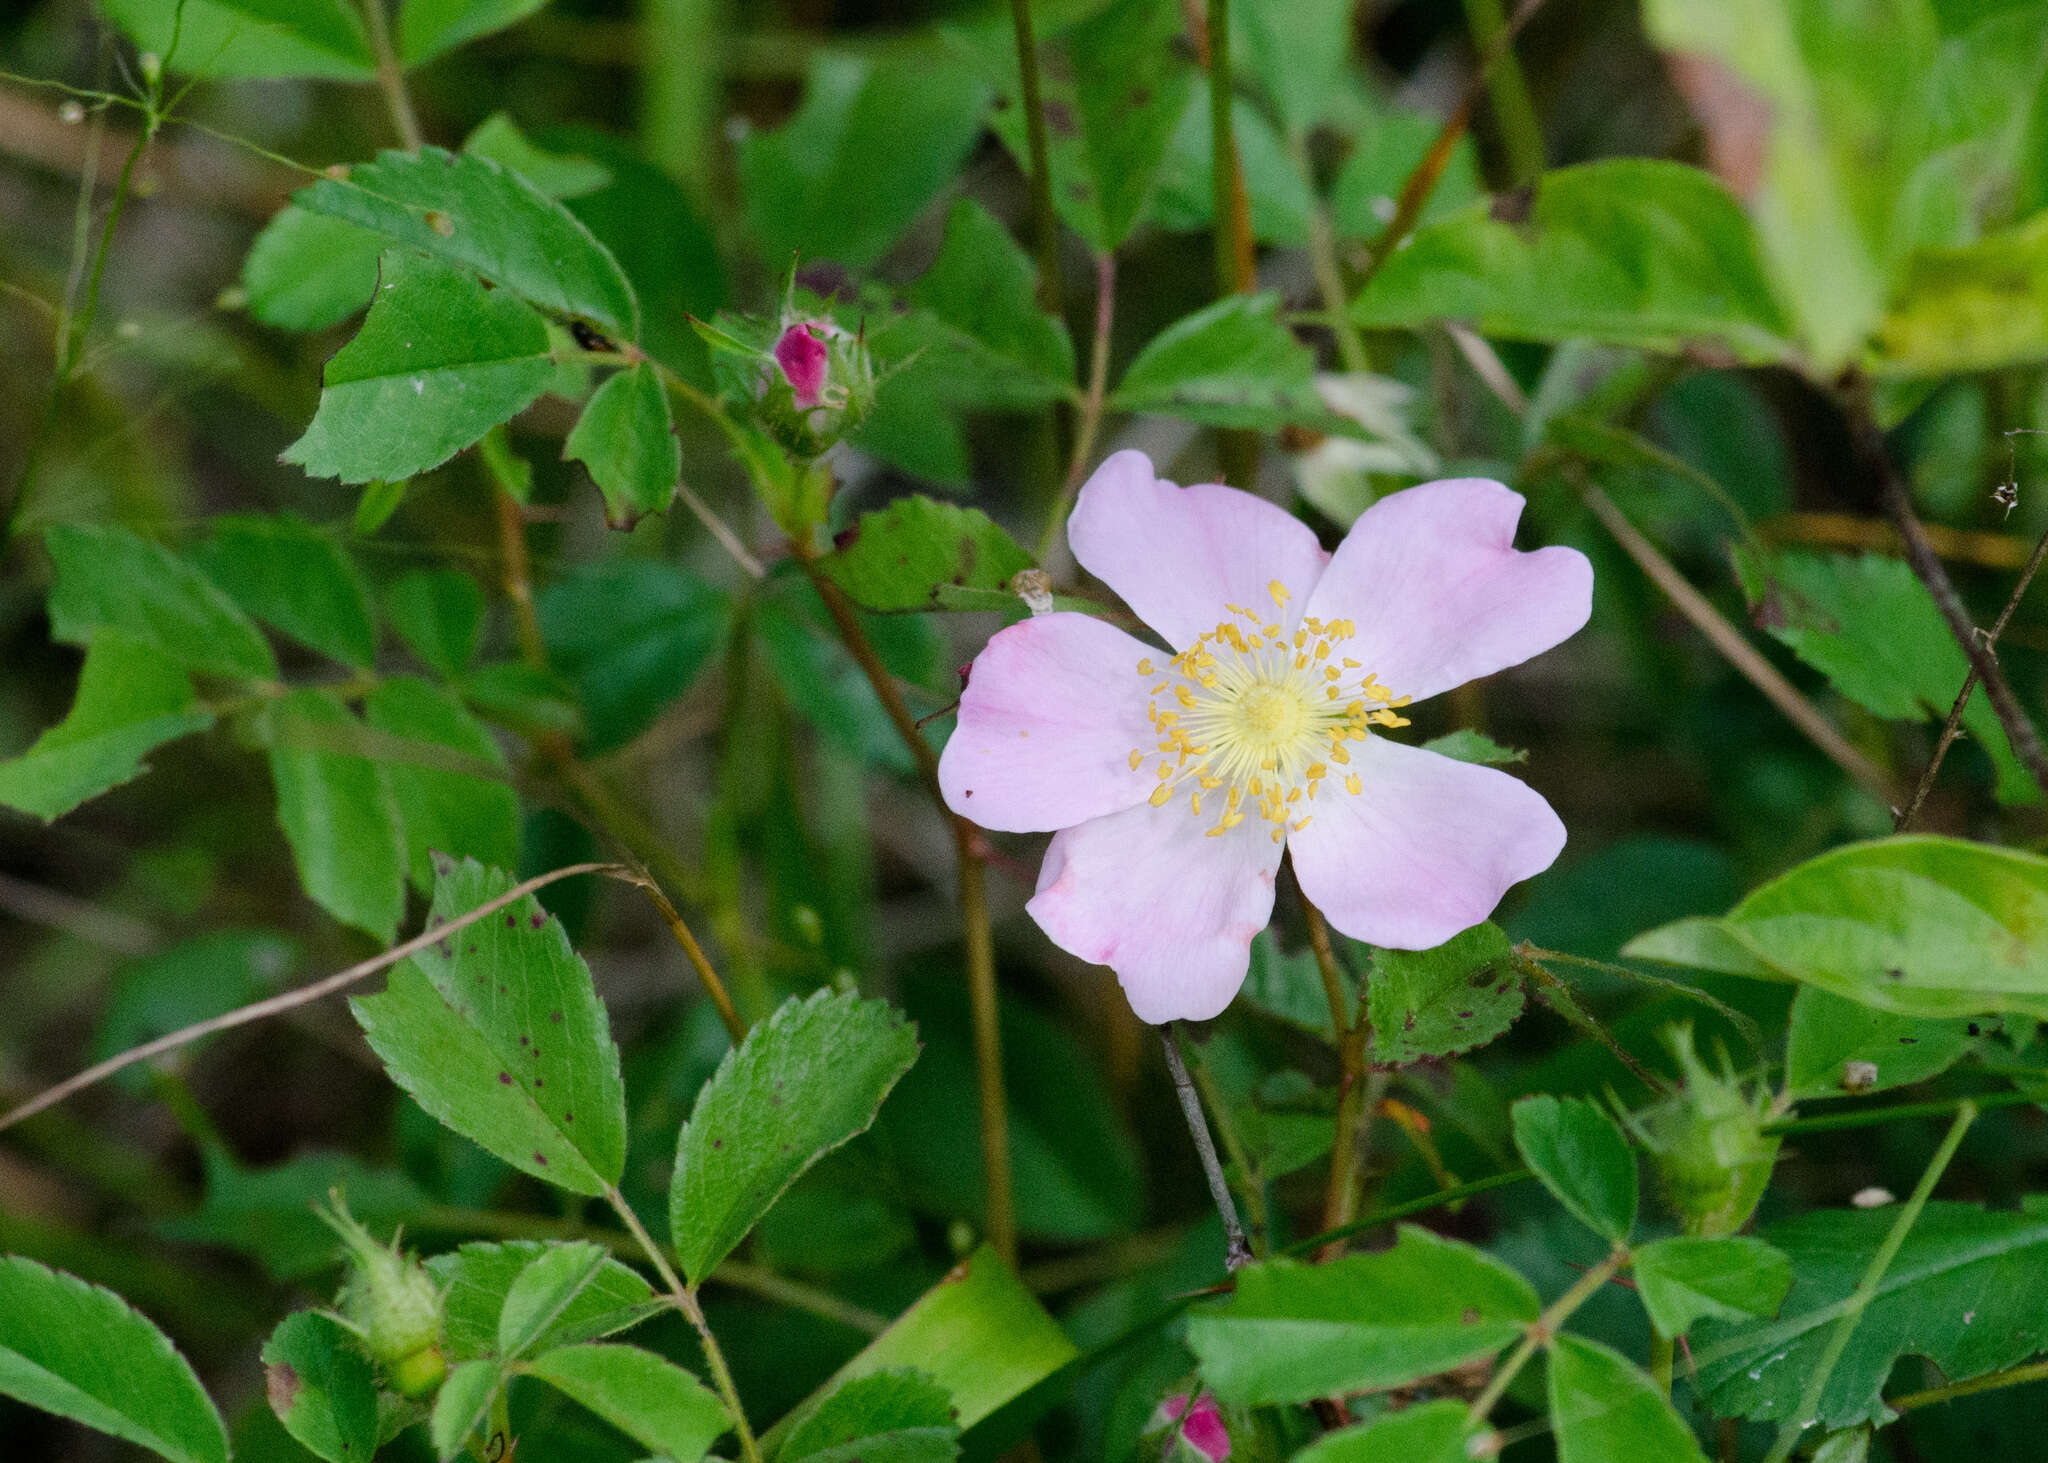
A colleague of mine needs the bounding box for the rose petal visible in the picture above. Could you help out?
[773,323,828,409]
[1028,801,1282,1023]
[1289,735,1565,949]
[1068,450,1330,650]
[1302,478,1592,704]
[938,612,1160,833]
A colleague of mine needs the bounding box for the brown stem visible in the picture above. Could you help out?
[487,457,547,668]
[1304,895,1373,1257]
[1162,1025,1253,1271]
[621,871,748,1044]
[360,0,424,150]
[1843,382,2048,803]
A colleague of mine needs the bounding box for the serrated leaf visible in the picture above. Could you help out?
[364,675,520,893]
[0,1256,228,1463]
[1632,1236,1792,1337]
[261,1311,379,1463]
[97,0,376,80]
[385,568,486,678]
[817,495,1035,613]
[669,989,920,1285]
[242,207,384,332]
[351,858,628,1194]
[0,633,212,821]
[526,1344,729,1462]
[196,513,378,668]
[261,688,407,941]
[1783,986,1976,1099]
[1366,922,1525,1064]
[564,365,679,526]
[430,1358,499,1461]
[1185,1226,1540,1405]
[427,1240,656,1364]
[781,1369,958,1463]
[463,113,612,199]
[400,0,548,66]
[1351,160,1795,363]
[291,147,638,335]
[497,1242,610,1358]
[1511,1095,1637,1245]
[1289,1400,1476,1463]
[1736,546,2032,804]
[1111,293,1363,434]
[284,250,554,485]
[1548,1333,1709,1463]
[44,521,277,680]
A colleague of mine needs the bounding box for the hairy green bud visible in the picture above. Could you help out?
[315,1191,446,1398]
[1625,1024,1782,1237]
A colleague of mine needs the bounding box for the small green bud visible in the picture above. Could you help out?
[1626,1024,1782,1237]
[315,1191,446,1398]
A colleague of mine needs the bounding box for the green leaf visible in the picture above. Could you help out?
[400,0,547,66]
[761,1245,1076,1454]
[196,513,378,668]
[354,479,408,536]
[284,250,555,485]
[1289,1401,1477,1463]
[526,1344,730,1462]
[817,495,1036,614]
[364,676,520,893]
[260,1311,379,1463]
[1694,1201,2048,1428]
[1421,729,1528,767]
[1631,1235,1792,1337]
[1112,293,1361,434]
[1150,81,1316,246]
[1511,1095,1637,1245]
[158,1149,425,1282]
[291,147,638,336]
[669,989,919,1286]
[427,1240,656,1364]
[457,661,585,740]
[385,568,486,678]
[261,688,406,941]
[1184,1226,1540,1405]
[1328,106,1483,242]
[44,521,277,680]
[780,1369,957,1463]
[738,51,989,269]
[95,932,298,1088]
[1783,986,1977,1098]
[463,113,612,199]
[564,364,679,527]
[1240,930,1351,1036]
[1620,916,1772,979]
[242,207,385,332]
[1735,547,2031,804]
[96,0,376,80]
[949,0,1193,251]
[430,1358,499,1461]
[0,633,212,821]
[497,1242,610,1358]
[537,558,731,755]
[1876,211,2048,374]
[1547,1333,1709,1463]
[1232,0,1355,135]
[351,857,628,1193]
[1366,922,1525,1064]
[0,1256,228,1463]
[755,576,944,775]
[1350,160,1795,363]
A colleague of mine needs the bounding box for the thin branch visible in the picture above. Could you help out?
[1181,1032,1269,1255]
[1519,956,1671,1096]
[1007,0,1062,312]
[1843,382,2048,803]
[1582,480,1905,806]
[1162,1026,1252,1271]
[0,862,623,1134]
[1038,250,1116,561]
[360,0,424,151]
[616,871,749,1044]
[1896,516,2048,829]
[1890,1356,2048,1413]
[1460,0,1544,185]
[1304,894,1374,1259]
[677,481,767,580]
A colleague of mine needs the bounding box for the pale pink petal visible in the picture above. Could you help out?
[939,612,1159,833]
[1290,736,1565,950]
[1028,801,1282,1024]
[1068,450,1329,650]
[1302,478,1591,704]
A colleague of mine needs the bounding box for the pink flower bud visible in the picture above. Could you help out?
[773,323,830,410]
[1154,1393,1230,1462]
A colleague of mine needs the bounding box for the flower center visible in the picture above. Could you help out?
[1128,580,1411,842]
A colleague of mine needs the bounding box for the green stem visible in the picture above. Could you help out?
[1761,1101,1978,1463]
[605,1187,764,1463]
[360,0,424,150]
[1291,132,1369,374]
[1037,250,1115,561]
[1891,1356,2048,1413]
[1467,1245,1629,1425]
[1649,1330,1674,1397]
[1007,0,1062,312]
[1460,0,1542,184]
[1766,1088,2033,1137]
[1305,896,1372,1256]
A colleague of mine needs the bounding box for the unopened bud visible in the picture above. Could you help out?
[316,1191,446,1397]
[1149,1394,1231,1463]
[138,53,162,87]
[1626,1024,1781,1238]
[752,316,876,458]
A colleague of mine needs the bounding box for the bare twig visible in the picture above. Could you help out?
[0,863,622,1134]
[1162,1025,1252,1271]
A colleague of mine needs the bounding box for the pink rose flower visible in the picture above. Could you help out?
[1153,1393,1231,1462]
[938,451,1593,1024]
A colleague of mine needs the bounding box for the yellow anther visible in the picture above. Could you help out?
[1127,749,1143,771]
[1314,641,1331,661]
[1191,792,1202,816]
[1150,783,1173,807]
[1136,658,1154,676]
[1330,743,1350,764]
[1268,579,1290,606]
[1293,816,1312,832]
[1345,773,1362,796]
[1175,684,1197,708]
[1157,763,1174,779]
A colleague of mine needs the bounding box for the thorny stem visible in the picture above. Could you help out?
[1304,895,1374,1257]
[1007,0,1063,313]
[1467,1245,1630,1425]
[1162,1026,1253,1271]
[1897,515,2048,829]
[1761,1101,1977,1463]
[360,0,424,151]
[1843,382,2048,804]
[1039,250,1116,562]
[793,550,1017,1264]
[605,1187,765,1463]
